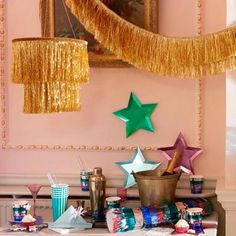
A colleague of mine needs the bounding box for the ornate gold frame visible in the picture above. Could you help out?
[39,0,158,67]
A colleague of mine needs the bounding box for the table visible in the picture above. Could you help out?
[0,227,217,236]
[0,212,218,236]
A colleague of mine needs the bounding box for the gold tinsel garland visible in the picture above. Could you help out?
[11,37,89,113]
[65,0,236,78]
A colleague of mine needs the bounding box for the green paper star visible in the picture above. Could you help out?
[113,92,158,137]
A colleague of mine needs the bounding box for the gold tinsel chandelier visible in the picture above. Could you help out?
[11,37,89,113]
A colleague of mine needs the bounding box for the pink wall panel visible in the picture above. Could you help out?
[8,69,197,147]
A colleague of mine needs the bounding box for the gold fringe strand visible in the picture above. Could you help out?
[65,0,236,78]
[23,82,81,113]
[11,37,89,83]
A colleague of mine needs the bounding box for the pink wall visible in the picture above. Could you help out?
[0,0,226,178]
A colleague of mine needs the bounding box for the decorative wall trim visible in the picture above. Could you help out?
[2,144,161,151]
[0,0,6,148]
[0,0,202,151]
[195,0,203,147]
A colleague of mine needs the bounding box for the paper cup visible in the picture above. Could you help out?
[80,170,93,191]
[116,187,127,202]
[187,207,204,233]
[12,200,29,221]
[190,175,203,194]
[51,197,68,221]
[51,184,69,221]
[106,196,121,209]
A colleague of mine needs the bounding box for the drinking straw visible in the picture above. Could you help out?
[52,173,57,185]
[47,173,56,186]
[78,156,87,171]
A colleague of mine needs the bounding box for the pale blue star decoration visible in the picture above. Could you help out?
[116,147,160,188]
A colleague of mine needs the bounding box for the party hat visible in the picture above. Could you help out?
[48,206,92,229]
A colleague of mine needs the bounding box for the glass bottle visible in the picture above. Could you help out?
[162,151,182,176]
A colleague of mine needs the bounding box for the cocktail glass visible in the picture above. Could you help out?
[27,184,42,217]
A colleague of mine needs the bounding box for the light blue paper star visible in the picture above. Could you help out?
[116,147,160,188]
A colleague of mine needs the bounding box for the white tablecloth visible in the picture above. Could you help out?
[0,212,218,236]
[0,227,217,236]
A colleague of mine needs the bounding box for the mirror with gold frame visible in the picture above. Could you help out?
[40,0,158,67]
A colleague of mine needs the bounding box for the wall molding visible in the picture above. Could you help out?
[0,0,162,152]
[216,179,236,236]
[1,0,202,152]
[216,179,236,210]
[0,0,6,148]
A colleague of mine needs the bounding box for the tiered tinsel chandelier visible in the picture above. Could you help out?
[11,1,89,114]
[11,38,89,113]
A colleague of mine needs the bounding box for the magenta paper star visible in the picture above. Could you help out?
[158,133,203,174]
